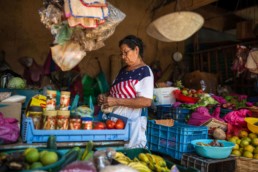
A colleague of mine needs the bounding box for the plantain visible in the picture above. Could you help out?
[115,158,130,165]
[145,153,156,170]
[128,162,152,172]
[115,152,126,159]
[151,154,166,167]
[138,153,149,164]
[155,164,170,172]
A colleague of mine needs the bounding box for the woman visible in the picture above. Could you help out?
[98,35,154,148]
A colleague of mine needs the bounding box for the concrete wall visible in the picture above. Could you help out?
[0,0,184,84]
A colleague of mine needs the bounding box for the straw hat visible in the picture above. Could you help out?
[147,11,204,42]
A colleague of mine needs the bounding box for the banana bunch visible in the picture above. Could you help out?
[128,162,152,172]
[138,153,170,172]
[114,152,170,172]
[114,152,132,165]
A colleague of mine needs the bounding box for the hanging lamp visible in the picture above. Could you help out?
[147,0,204,42]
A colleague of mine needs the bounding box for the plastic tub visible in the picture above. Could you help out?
[173,90,199,103]
[191,139,235,159]
[245,117,258,134]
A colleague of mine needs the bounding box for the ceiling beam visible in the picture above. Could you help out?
[195,5,246,31]
[153,0,218,20]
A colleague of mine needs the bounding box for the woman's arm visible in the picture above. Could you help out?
[102,96,152,109]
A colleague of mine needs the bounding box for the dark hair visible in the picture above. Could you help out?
[119,35,144,58]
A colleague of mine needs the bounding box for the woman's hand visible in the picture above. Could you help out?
[102,96,117,108]
[97,94,106,106]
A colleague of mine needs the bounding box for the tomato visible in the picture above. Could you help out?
[197,89,204,94]
[106,119,116,129]
[115,119,125,129]
[93,122,106,130]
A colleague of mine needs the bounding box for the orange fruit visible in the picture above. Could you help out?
[253,147,258,154]
[244,145,255,153]
[243,151,253,158]
[233,144,239,150]
[239,130,248,138]
[249,133,257,139]
[231,150,241,156]
[242,137,251,143]
[254,154,258,159]
[252,138,258,146]
[240,140,250,147]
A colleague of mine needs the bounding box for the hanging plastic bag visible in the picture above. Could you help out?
[51,41,86,71]
[0,112,19,144]
[53,23,74,45]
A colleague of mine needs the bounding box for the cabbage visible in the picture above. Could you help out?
[7,77,26,89]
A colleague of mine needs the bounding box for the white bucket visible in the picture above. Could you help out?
[153,87,179,105]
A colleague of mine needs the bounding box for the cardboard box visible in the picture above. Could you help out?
[153,87,179,105]
[0,102,22,122]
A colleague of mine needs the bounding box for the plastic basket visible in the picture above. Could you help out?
[4,148,65,172]
[21,113,130,144]
[181,154,236,172]
[156,105,191,123]
[191,139,235,159]
[147,120,208,160]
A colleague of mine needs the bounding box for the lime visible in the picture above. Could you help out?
[30,162,43,169]
[39,150,48,159]
[25,149,40,163]
[23,148,37,156]
[40,151,58,166]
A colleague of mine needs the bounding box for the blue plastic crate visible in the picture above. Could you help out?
[156,105,172,119]
[21,114,130,144]
[156,106,191,123]
[171,107,191,123]
[147,120,208,160]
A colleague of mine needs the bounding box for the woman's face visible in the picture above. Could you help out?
[120,44,139,66]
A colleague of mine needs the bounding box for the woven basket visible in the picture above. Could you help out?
[235,156,258,172]
[245,106,258,118]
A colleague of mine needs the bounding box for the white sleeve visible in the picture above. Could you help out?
[135,68,154,99]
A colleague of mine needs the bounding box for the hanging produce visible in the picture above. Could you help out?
[39,0,126,71]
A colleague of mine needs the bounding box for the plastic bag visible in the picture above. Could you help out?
[53,23,74,45]
[51,41,86,71]
[223,109,252,136]
[187,107,212,126]
[39,4,63,29]
[188,106,224,126]
[0,112,19,144]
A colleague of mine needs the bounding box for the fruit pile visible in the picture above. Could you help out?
[114,152,170,172]
[180,88,204,98]
[0,148,58,171]
[228,130,258,159]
